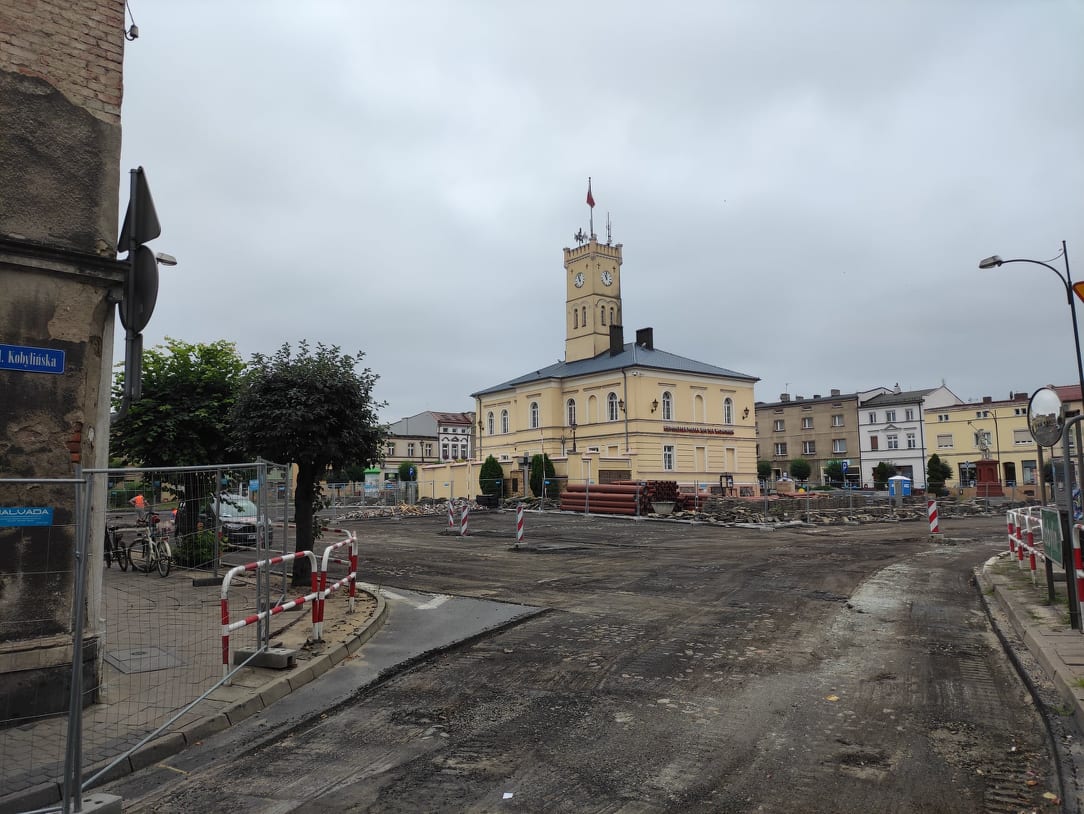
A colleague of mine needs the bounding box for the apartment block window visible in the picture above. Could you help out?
[801,417,813,430]
[802,440,816,455]
[774,419,785,432]
[870,436,879,451]
[608,392,619,421]
[451,443,459,458]
[885,409,896,422]
[937,434,953,448]
[1014,407,1027,416]
[663,444,675,471]
[1013,429,1031,445]
[887,434,899,449]
[774,442,787,457]
[1023,460,1037,484]
[832,439,846,454]
[905,409,915,421]
[441,444,449,460]
[424,443,433,457]
[501,409,509,434]
[937,414,949,422]
[831,414,844,427]
[386,443,395,456]
[407,443,415,457]
[868,412,876,424]
[906,432,916,449]
[662,391,673,421]
[529,401,539,429]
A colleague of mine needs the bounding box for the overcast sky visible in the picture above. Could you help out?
[119,1,1084,421]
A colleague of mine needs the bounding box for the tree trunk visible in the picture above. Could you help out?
[291,462,317,586]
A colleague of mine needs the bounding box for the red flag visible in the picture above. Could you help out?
[586,179,595,208]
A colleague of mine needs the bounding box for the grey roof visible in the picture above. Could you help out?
[756,392,859,408]
[471,343,757,398]
[860,388,935,407]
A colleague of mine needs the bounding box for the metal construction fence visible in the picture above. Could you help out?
[0,461,297,813]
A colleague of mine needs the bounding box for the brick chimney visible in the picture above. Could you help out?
[635,327,654,350]
[609,324,624,356]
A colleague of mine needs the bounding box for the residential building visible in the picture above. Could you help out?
[465,233,760,496]
[755,388,886,485]
[859,385,962,488]
[925,392,1037,496]
[384,411,474,481]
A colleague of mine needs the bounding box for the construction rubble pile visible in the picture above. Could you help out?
[331,491,1006,527]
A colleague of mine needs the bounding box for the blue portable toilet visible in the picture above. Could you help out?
[887,475,912,497]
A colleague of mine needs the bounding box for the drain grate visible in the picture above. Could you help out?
[105,647,183,674]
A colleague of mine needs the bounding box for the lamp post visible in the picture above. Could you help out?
[979,241,1084,404]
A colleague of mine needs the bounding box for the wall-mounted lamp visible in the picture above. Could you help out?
[618,399,625,412]
[651,399,659,413]
[742,407,750,419]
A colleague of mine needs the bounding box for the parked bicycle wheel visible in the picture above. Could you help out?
[128,538,149,574]
[115,532,129,572]
[155,541,171,578]
[104,530,113,569]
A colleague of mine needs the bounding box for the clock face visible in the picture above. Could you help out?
[574,272,585,288]
[601,270,613,286]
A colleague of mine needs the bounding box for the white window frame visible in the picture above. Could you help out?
[487,412,495,435]
[723,397,733,425]
[831,414,844,427]
[801,416,813,430]
[906,432,916,449]
[501,409,509,434]
[887,434,899,450]
[529,401,539,429]
[774,442,787,457]
[832,439,846,454]
[608,392,619,422]
[885,409,896,422]
[663,444,675,471]
[567,398,576,427]
[802,440,815,455]
[773,419,785,432]
[936,434,953,449]
[662,391,673,421]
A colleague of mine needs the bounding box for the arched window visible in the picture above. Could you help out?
[529,401,539,429]
[573,309,578,329]
[610,306,615,324]
[694,394,705,422]
[724,397,734,425]
[501,409,509,434]
[567,398,577,426]
[662,391,673,421]
[581,305,586,326]
[487,411,494,435]
[588,394,598,422]
[607,392,619,421]
[601,305,606,326]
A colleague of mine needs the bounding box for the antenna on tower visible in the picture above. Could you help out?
[606,212,612,245]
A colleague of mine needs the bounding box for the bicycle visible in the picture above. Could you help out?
[103,525,129,571]
[127,512,171,577]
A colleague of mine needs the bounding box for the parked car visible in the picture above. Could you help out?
[174,493,273,547]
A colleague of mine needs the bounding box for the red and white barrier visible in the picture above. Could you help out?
[1008,508,1045,585]
[927,500,940,534]
[460,503,470,537]
[220,550,319,682]
[515,503,525,545]
[314,530,358,641]
[448,501,455,529]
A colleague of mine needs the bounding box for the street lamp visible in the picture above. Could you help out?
[978,241,1084,402]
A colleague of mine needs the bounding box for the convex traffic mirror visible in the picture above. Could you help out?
[1028,387,1064,447]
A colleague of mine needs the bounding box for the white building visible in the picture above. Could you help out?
[859,385,962,488]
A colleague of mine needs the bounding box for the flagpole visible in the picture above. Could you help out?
[588,176,594,239]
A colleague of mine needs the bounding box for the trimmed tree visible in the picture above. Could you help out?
[530,453,558,498]
[789,457,811,483]
[397,461,418,482]
[757,460,772,482]
[823,459,843,486]
[479,455,504,498]
[232,342,386,585]
[872,462,897,490]
[926,454,952,494]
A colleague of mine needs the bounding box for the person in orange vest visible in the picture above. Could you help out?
[129,493,148,523]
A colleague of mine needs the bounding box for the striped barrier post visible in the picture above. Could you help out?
[927,500,941,536]
[1075,542,1084,628]
[314,531,358,640]
[460,503,470,537]
[1027,527,1038,582]
[516,503,525,545]
[448,500,455,529]
[220,550,319,683]
[1007,511,1017,556]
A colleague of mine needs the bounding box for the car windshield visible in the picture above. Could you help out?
[215,495,259,518]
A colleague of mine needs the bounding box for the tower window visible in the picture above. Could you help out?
[601,305,606,326]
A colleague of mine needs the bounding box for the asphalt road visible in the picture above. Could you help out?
[110,511,1061,813]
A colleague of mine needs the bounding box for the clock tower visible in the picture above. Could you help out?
[564,237,623,362]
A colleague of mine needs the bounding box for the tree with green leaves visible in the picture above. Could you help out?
[479,455,504,498]
[111,338,246,542]
[757,460,772,482]
[530,453,558,498]
[872,462,897,490]
[926,454,952,493]
[789,457,811,483]
[823,459,843,486]
[398,461,418,482]
[232,342,386,584]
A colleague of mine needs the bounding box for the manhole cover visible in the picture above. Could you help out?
[105,647,183,674]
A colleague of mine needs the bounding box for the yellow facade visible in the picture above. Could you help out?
[463,236,759,496]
